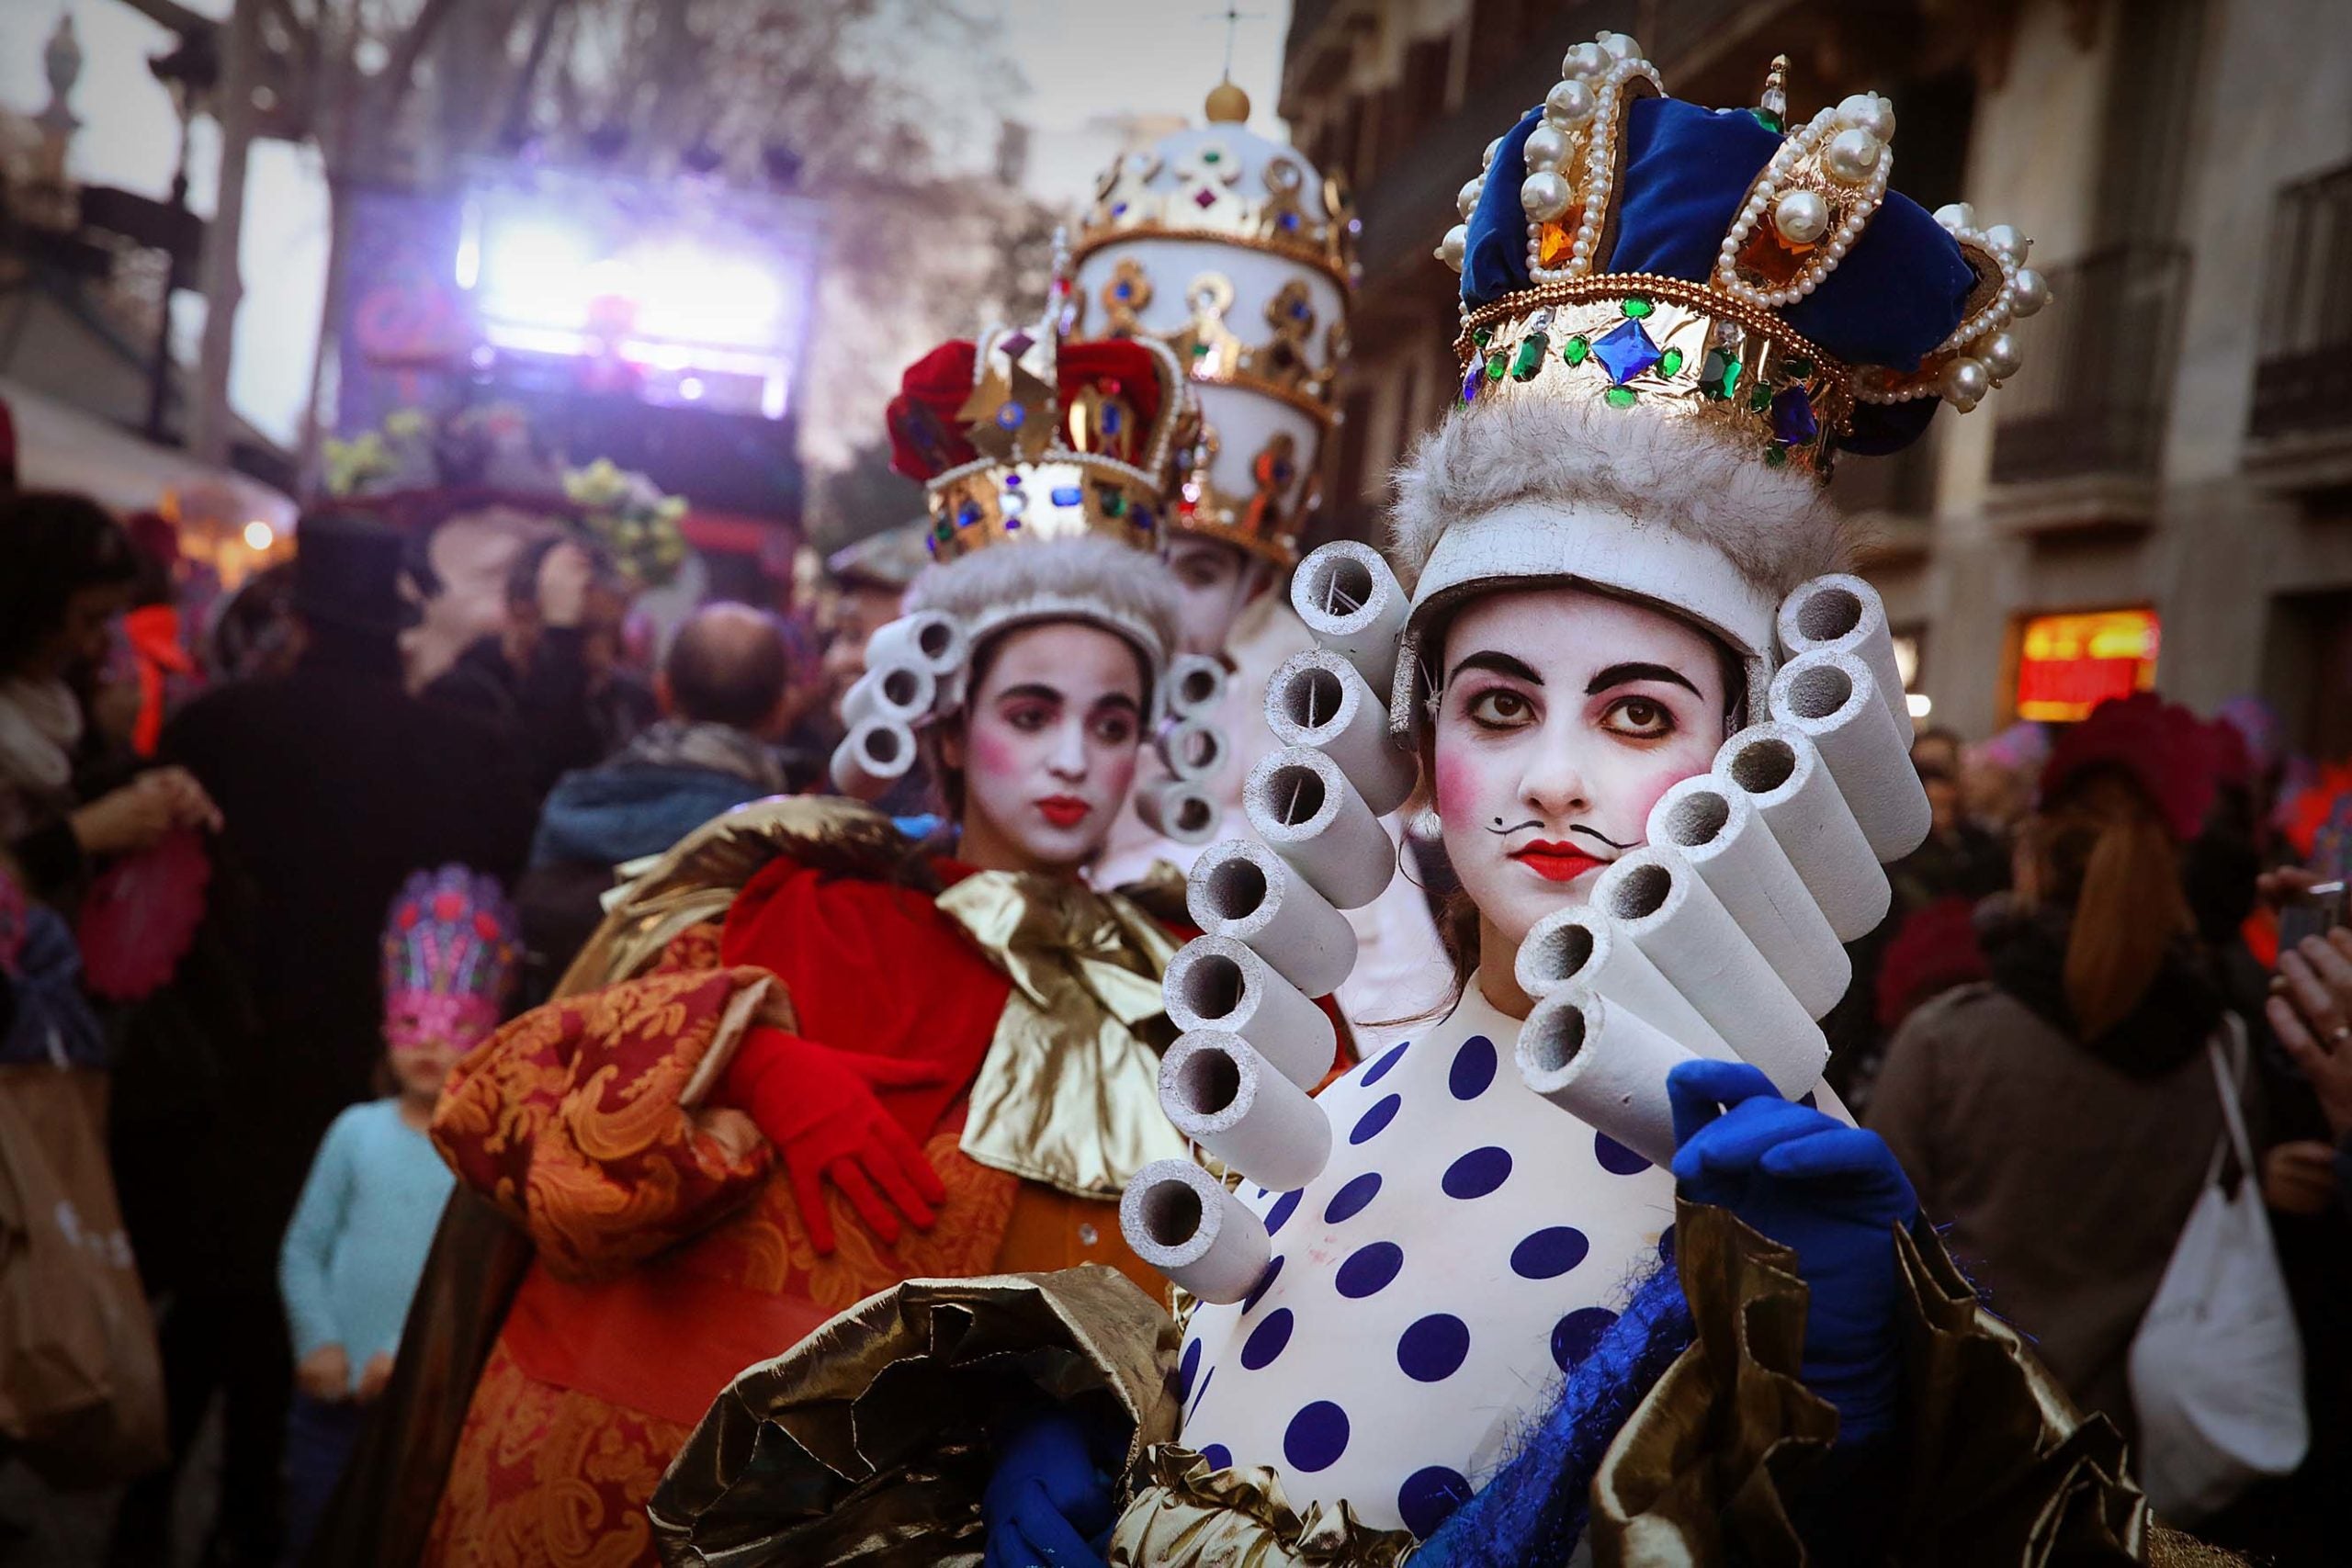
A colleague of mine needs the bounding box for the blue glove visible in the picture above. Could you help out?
[980,1410,1114,1568]
[1667,1059,1917,1441]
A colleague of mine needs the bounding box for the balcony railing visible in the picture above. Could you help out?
[1989,243,2188,487]
[2250,161,2352,444]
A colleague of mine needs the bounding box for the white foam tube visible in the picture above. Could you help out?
[841,662,936,729]
[828,718,917,801]
[1157,716,1229,783]
[1162,934,1335,1090]
[1159,1032,1332,1192]
[1291,540,1408,694]
[865,611,969,680]
[1777,574,1911,741]
[1768,651,1932,863]
[1120,1158,1271,1304]
[1713,723,1890,942]
[1186,838,1358,1000]
[1591,849,1827,1099]
[1646,775,1852,1021]
[1166,653,1228,721]
[1265,649,1419,818]
[1243,746,1396,911]
[1511,905,1734,1062]
[1134,776,1221,846]
[1518,987,1695,1169]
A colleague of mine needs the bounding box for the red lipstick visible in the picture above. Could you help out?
[1510,840,1606,883]
[1036,796,1091,829]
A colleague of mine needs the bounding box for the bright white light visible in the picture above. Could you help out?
[477,216,597,330]
[243,520,276,551]
[1905,692,1933,719]
[629,243,786,346]
[678,376,705,400]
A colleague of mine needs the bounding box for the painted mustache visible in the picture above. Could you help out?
[1485,818,1638,852]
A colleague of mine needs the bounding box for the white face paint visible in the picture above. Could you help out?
[942,620,1148,875]
[1430,585,1729,948]
[1167,536,1271,656]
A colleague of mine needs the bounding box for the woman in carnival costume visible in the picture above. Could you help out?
[650,37,2233,1568]
[382,311,1302,1568]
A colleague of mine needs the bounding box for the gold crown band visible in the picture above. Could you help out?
[925,456,1167,565]
[1453,277,1853,479]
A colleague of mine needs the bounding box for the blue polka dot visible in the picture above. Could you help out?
[1324,1172,1381,1224]
[1448,1035,1498,1100]
[1594,1132,1652,1175]
[1200,1443,1232,1472]
[1243,1255,1284,1312]
[1551,1306,1620,1371]
[1510,1225,1590,1280]
[1241,1307,1295,1370]
[1283,1400,1350,1472]
[1361,1040,1410,1086]
[1336,1241,1404,1298]
[1442,1145,1512,1199]
[1189,1365,1215,1417]
[1265,1189,1303,1235]
[1396,1314,1471,1382]
[1657,1224,1677,1265]
[1178,1337,1201,1400]
[1350,1094,1403,1145]
[1396,1464,1474,1538]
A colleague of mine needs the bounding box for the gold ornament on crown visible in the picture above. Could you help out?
[920,324,1196,566]
[1431,31,2052,470]
[1174,425,1313,566]
[1073,138,1358,292]
[1145,270,1344,423]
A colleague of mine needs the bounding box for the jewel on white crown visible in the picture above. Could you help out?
[1774,188,1830,246]
[2012,266,2050,317]
[1545,78,1596,125]
[1521,171,1573,221]
[1523,123,1569,173]
[1824,128,1884,186]
[1933,201,1975,231]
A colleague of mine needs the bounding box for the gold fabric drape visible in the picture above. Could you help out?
[937,867,1188,1200]
[647,1268,1181,1567]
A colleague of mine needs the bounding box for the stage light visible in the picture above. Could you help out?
[243,520,275,551]
[678,377,706,400]
[1906,692,1933,719]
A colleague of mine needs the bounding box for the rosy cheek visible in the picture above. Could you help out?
[1431,748,1480,821]
[1099,748,1137,802]
[967,726,1023,782]
[1620,753,1712,844]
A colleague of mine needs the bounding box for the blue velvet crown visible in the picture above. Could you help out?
[1437,35,2048,476]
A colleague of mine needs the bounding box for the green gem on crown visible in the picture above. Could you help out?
[1702,349,1741,400]
[1604,387,1638,409]
[1657,347,1684,378]
[1563,334,1590,367]
[1622,297,1655,320]
[1510,333,1549,381]
[1486,351,1507,381]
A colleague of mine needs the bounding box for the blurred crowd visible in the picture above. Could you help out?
[3,473,2351,1567]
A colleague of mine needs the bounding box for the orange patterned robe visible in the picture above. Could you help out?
[421,863,1168,1567]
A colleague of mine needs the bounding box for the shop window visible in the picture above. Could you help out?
[2012,607,2160,722]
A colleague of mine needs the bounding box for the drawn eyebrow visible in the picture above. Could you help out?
[1445,650,1543,686]
[1091,693,1143,716]
[994,683,1065,705]
[1585,661,1702,697]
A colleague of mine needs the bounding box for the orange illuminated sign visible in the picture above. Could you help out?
[2014,608,2160,722]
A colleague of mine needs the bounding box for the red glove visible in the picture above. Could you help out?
[720,1026,951,1255]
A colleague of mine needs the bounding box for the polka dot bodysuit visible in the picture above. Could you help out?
[1175,976,1679,1540]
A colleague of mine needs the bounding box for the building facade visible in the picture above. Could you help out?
[1282,0,2352,756]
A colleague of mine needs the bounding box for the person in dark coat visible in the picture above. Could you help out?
[422,534,651,802]
[108,513,535,1568]
[514,602,794,996]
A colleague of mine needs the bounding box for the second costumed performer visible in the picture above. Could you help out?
[649,34,2229,1568]
[403,313,1351,1566]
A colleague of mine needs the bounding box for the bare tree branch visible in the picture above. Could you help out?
[376,0,468,112]
[114,0,216,38]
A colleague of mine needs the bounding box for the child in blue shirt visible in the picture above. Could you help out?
[277,864,518,1561]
